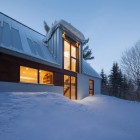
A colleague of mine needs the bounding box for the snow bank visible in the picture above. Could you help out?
[0,92,140,140]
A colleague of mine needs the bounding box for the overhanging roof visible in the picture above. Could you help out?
[0,12,60,68]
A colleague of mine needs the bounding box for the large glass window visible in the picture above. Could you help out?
[20,66,38,83]
[20,66,53,85]
[71,76,76,100]
[39,70,53,84]
[64,40,79,72]
[64,75,77,100]
[64,41,70,70]
[64,75,71,98]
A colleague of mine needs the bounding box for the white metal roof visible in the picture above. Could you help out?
[0,12,59,68]
[82,60,101,79]
[0,13,100,79]
[45,19,86,42]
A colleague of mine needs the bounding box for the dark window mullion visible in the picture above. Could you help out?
[38,69,40,83]
[69,76,71,99]
[70,43,71,71]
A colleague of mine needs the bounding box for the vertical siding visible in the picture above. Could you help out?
[47,28,63,67]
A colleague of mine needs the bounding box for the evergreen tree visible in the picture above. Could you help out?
[121,75,129,99]
[83,46,94,60]
[44,21,50,33]
[100,69,108,94]
[108,62,123,97]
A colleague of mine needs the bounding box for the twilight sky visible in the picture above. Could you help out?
[1,0,140,74]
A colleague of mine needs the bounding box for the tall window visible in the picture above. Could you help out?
[64,40,79,72]
[64,75,77,100]
[89,80,94,96]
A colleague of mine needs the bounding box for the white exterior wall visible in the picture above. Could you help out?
[0,82,63,95]
[77,73,101,99]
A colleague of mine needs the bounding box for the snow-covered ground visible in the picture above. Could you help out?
[0,92,140,140]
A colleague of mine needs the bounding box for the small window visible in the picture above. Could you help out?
[39,70,53,84]
[89,80,94,96]
[20,66,38,83]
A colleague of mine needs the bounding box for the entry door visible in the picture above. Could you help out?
[64,75,77,100]
[89,80,94,96]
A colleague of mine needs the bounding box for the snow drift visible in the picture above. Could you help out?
[0,92,140,140]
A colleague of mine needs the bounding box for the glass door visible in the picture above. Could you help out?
[64,75,77,100]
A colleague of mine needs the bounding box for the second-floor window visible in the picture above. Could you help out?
[64,40,79,72]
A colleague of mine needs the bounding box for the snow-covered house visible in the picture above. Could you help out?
[0,12,101,99]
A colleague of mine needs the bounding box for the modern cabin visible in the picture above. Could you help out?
[0,12,101,99]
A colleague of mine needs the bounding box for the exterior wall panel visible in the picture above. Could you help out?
[77,73,101,99]
[0,81,63,95]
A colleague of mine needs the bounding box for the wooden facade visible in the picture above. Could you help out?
[0,53,64,86]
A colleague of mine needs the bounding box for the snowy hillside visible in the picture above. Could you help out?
[0,92,140,140]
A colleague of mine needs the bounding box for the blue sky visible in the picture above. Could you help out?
[1,0,140,74]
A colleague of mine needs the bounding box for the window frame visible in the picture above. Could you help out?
[20,65,53,85]
[64,74,77,100]
[89,80,94,96]
[63,39,79,73]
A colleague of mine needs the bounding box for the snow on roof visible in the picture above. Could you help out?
[0,12,59,67]
[82,60,101,79]
[45,19,85,42]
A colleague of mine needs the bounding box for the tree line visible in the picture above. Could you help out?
[101,41,140,101]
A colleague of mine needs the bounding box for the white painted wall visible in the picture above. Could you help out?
[77,73,101,99]
[0,82,63,95]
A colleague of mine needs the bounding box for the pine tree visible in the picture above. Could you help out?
[100,69,108,94]
[83,46,94,60]
[121,75,129,99]
[109,62,123,97]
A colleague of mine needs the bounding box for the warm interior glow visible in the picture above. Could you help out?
[20,66,53,85]
[64,40,70,70]
[71,76,76,100]
[20,66,38,83]
[71,45,76,58]
[64,75,76,100]
[89,80,94,96]
[64,51,69,58]
[39,70,53,84]
[62,32,66,38]
[71,58,76,72]
[64,40,79,72]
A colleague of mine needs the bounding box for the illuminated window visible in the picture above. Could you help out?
[64,75,76,100]
[89,80,94,96]
[71,76,76,100]
[39,70,53,84]
[64,41,70,70]
[20,66,38,83]
[71,58,76,72]
[20,66,53,85]
[64,40,79,72]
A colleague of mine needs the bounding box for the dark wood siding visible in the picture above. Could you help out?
[54,72,64,86]
[0,59,19,82]
[0,53,64,86]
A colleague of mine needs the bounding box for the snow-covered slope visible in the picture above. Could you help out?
[0,92,140,140]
